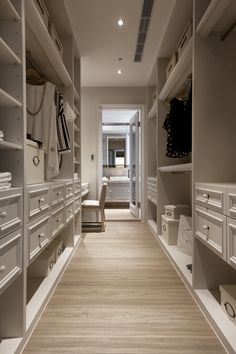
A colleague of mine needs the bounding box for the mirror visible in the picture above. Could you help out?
[107,137,126,167]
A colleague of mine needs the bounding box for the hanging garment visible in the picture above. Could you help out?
[163,88,192,158]
[55,92,71,153]
[27,81,59,180]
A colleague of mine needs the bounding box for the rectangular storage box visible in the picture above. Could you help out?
[26,139,44,185]
[49,23,64,60]
[164,204,190,220]
[34,0,49,29]
[166,52,178,80]
[162,215,179,245]
[220,285,236,324]
[28,247,55,277]
[177,20,192,59]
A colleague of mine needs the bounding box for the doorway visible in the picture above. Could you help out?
[99,105,145,221]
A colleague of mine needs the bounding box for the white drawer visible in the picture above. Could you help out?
[51,205,64,239]
[195,205,226,259]
[0,188,23,238]
[195,183,226,214]
[74,196,81,214]
[51,183,64,208]
[74,181,80,195]
[28,214,50,263]
[65,198,74,223]
[227,217,236,270]
[27,184,50,222]
[227,187,236,219]
[65,181,74,200]
[0,228,22,295]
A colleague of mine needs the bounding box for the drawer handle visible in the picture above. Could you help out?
[0,211,7,218]
[203,224,209,230]
[57,217,62,222]
[58,248,62,256]
[0,265,6,273]
[224,302,236,318]
[68,188,72,192]
[49,260,54,270]
[38,233,44,248]
[203,193,209,199]
[163,225,166,232]
[68,209,73,213]
[39,197,45,204]
[57,192,62,197]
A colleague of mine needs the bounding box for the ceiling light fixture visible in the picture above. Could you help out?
[117,69,123,75]
[117,18,124,27]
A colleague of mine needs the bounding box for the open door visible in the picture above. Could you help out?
[129,112,140,218]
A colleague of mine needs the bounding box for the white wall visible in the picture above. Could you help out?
[81,87,146,198]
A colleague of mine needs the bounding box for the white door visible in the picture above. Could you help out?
[129,112,140,218]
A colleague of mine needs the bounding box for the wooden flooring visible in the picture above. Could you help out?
[105,209,138,221]
[23,222,226,354]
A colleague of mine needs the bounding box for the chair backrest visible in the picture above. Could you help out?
[99,183,107,208]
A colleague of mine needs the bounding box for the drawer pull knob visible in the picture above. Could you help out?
[203,224,209,231]
[57,218,62,222]
[39,198,45,203]
[38,233,44,248]
[0,211,7,217]
[68,188,72,192]
[0,265,6,273]
[203,193,209,199]
[163,225,166,232]
[49,260,54,270]
[57,192,62,197]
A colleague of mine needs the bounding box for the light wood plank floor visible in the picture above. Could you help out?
[23,222,226,354]
[105,209,138,221]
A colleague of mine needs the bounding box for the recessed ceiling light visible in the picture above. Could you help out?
[117,69,123,75]
[117,18,124,27]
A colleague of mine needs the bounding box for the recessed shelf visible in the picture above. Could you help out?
[0,37,21,64]
[159,37,193,102]
[0,140,22,150]
[196,0,232,38]
[74,123,80,133]
[0,88,22,107]
[159,163,192,173]
[147,219,157,236]
[158,235,192,286]
[25,0,72,87]
[147,99,157,119]
[0,0,20,21]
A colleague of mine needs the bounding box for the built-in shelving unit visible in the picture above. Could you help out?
[0,88,22,107]
[0,37,21,64]
[159,163,192,173]
[0,0,20,21]
[0,140,22,150]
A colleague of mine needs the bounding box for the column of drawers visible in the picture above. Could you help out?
[0,188,23,295]
[195,183,236,270]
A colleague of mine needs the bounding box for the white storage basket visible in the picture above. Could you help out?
[162,215,179,245]
[164,204,190,220]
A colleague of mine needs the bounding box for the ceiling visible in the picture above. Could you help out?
[65,0,176,87]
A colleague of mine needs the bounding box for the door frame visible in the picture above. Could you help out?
[98,104,146,222]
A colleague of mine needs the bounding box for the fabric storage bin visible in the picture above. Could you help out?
[49,23,64,60]
[162,215,179,245]
[164,204,190,220]
[166,52,178,80]
[34,0,49,29]
[28,247,55,277]
[26,139,44,185]
[220,285,236,324]
[177,20,192,59]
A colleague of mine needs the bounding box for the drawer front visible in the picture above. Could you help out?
[74,181,80,195]
[65,199,74,223]
[0,228,22,294]
[195,184,226,214]
[195,206,226,259]
[28,214,50,263]
[65,182,74,200]
[0,188,23,237]
[74,196,81,214]
[51,183,64,208]
[227,187,236,219]
[51,205,64,239]
[27,184,50,222]
[227,217,236,270]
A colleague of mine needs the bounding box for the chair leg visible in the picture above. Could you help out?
[101,209,105,232]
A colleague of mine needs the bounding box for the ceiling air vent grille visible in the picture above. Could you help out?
[134,0,154,62]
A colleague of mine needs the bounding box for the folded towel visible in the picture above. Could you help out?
[0,172,11,179]
[0,176,12,183]
[0,182,11,190]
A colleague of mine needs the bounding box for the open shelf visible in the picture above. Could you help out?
[159,162,192,173]
[196,289,236,353]
[196,0,232,38]
[26,246,74,329]
[0,37,21,64]
[159,37,192,102]
[147,219,157,236]
[147,99,157,119]
[0,140,22,150]
[0,0,20,21]
[158,235,192,286]
[25,0,72,88]
[0,88,22,107]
